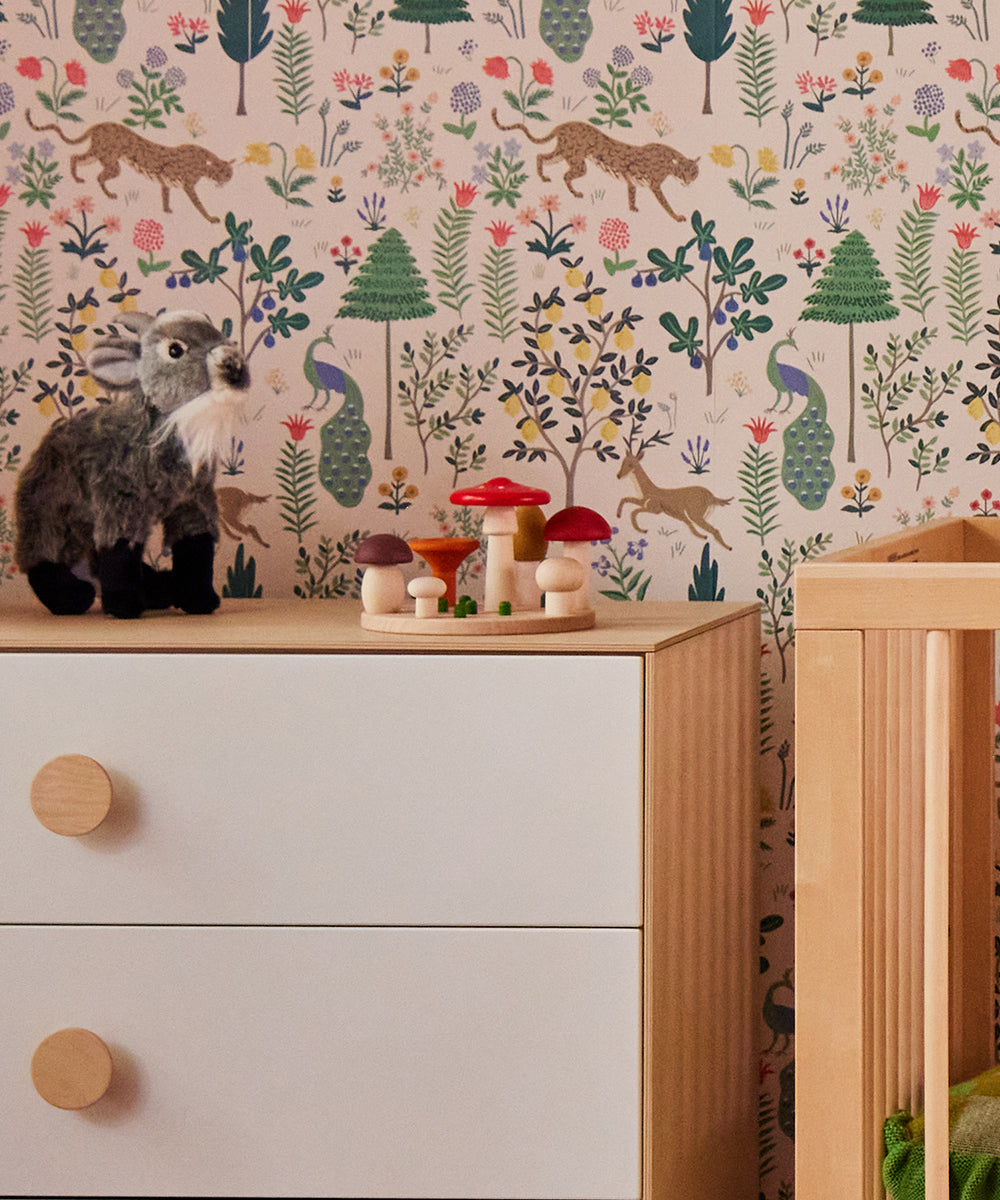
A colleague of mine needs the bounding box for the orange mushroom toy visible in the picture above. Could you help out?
[543,506,612,613]
[450,477,550,612]
[407,536,480,607]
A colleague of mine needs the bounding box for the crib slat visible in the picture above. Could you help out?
[923,630,951,1200]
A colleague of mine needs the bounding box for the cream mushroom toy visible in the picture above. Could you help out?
[355,533,413,614]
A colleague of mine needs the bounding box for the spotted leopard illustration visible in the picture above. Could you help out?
[491,109,698,222]
[26,111,234,224]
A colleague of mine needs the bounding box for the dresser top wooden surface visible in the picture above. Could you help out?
[0,598,759,654]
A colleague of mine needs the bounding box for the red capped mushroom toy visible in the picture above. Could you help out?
[450,477,550,612]
[542,506,612,613]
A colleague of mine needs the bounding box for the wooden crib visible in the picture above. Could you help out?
[795,517,1000,1200]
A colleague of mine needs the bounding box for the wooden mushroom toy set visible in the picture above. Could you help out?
[356,477,611,635]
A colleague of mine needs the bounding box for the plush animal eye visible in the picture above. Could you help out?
[158,338,188,361]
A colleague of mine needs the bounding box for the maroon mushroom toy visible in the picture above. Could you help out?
[355,533,413,614]
[543,506,612,613]
[450,477,550,612]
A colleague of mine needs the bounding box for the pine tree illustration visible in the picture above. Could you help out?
[852,0,935,57]
[336,227,435,460]
[388,0,472,54]
[799,229,898,462]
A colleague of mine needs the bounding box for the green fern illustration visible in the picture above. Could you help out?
[738,438,780,544]
[273,22,314,124]
[276,437,319,542]
[14,244,54,344]
[432,199,474,316]
[480,244,519,342]
[895,200,938,319]
[944,243,983,345]
[735,24,777,127]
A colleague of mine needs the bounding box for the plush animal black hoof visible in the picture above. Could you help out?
[27,562,96,615]
[170,533,220,614]
[96,538,145,619]
[140,563,175,611]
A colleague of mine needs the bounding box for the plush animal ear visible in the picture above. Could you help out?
[84,312,156,388]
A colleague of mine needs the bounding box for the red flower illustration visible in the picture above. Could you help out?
[483,56,509,79]
[279,0,309,20]
[950,222,979,249]
[744,416,776,445]
[133,218,165,252]
[917,183,941,210]
[741,0,772,24]
[281,414,314,441]
[16,57,43,80]
[486,220,514,247]
[531,59,553,85]
[64,60,86,86]
[454,180,477,208]
[20,221,48,247]
[598,216,630,251]
[946,58,973,82]
[0,184,10,207]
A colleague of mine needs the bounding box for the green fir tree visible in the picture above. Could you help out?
[852,0,935,56]
[336,227,435,460]
[387,0,471,53]
[799,229,898,462]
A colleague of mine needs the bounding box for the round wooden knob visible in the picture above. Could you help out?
[31,1027,113,1110]
[30,754,113,836]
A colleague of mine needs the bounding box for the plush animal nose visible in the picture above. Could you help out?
[209,342,250,390]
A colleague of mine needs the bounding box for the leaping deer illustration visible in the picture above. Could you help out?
[616,448,733,550]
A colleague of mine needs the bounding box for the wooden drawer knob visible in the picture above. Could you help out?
[30,754,113,836]
[31,1027,113,1110]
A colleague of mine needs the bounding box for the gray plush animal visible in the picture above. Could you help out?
[15,309,250,618]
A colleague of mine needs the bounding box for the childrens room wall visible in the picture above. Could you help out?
[0,0,996,1192]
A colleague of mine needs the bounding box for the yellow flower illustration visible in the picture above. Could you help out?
[869,488,882,502]
[757,147,779,173]
[245,141,272,165]
[856,50,873,67]
[841,486,855,500]
[710,144,735,168]
[294,145,316,170]
[855,468,871,485]
[393,48,410,64]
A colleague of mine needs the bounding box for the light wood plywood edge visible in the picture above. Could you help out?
[795,629,868,1200]
[0,598,761,654]
[643,607,759,1200]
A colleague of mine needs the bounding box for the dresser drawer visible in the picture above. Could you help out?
[0,652,641,925]
[2,925,641,1199]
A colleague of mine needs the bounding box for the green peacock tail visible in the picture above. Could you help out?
[781,373,835,511]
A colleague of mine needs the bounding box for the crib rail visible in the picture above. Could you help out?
[795,518,997,1200]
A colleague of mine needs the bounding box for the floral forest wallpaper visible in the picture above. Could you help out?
[3,0,1000,1191]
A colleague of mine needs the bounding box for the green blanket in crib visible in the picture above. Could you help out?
[883,1065,1000,1200]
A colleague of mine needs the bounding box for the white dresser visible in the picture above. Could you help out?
[0,599,759,1199]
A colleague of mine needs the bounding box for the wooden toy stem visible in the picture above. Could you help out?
[30,754,113,836]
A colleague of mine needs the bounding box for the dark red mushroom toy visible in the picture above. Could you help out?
[543,506,612,613]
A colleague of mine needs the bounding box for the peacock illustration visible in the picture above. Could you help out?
[766,330,810,414]
[304,329,373,509]
[767,332,835,511]
[763,966,794,1055]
